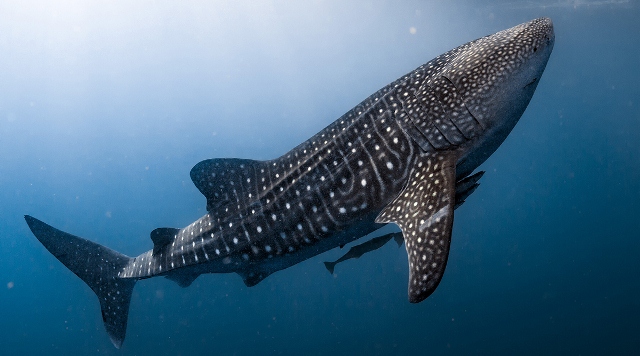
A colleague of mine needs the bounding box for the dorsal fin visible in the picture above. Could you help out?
[150,227,180,256]
[190,158,268,212]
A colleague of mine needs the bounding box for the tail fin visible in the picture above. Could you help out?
[24,215,136,348]
[323,261,336,275]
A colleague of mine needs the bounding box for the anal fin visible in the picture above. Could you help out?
[376,152,457,303]
[165,272,200,288]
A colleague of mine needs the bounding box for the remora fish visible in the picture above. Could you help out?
[323,231,404,275]
[25,18,554,348]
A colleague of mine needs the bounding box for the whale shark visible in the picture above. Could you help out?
[25,17,554,348]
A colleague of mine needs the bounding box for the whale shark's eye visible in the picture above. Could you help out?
[533,46,538,52]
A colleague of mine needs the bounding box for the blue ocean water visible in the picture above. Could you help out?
[1,1,639,354]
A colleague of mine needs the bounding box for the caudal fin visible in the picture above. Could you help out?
[24,215,136,348]
[323,261,336,275]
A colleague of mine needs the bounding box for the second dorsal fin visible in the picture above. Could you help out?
[150,227,180,256]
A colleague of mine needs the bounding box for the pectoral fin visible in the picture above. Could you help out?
[376,152,456,303]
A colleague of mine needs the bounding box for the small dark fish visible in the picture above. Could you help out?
[323,232,404,274]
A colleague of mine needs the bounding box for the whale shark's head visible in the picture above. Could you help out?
[448,17,555,175]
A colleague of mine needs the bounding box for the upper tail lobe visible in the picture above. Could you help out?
[24,215,136,348]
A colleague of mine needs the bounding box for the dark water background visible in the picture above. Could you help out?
[1,1,639,354]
